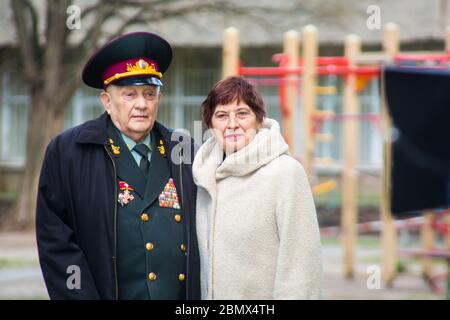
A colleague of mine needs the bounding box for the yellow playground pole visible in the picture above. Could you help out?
[341,34,361,279]
[222,27,239,78]
[282,30,299,155]
[301,25,318,183]
[381,22,399,287]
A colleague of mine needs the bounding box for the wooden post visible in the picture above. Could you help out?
[341,34,361,279]
[445,213,450,250]
[444,27,450,301]
[222,27,239,78]
[301,25,318,182]
[381,22,399,287]
[445,211,450,299]
[445,30,450,289]
[421,211,436,279]
[414,26,450,278]
[283,30,299,155]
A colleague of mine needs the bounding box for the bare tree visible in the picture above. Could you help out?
[7,0,348,229]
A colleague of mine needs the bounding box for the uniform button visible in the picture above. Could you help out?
[180,244,186,252]
[141,213,149,222]
[148,272,157,281]
[145,242,154,251]
[174,214,182,223]
[178,273,185,282]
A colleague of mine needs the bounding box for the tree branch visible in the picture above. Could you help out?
[10,0,40,81]
[23,0,40,58]
[80,1,103,20]
[59,4,118,104]
[61,0,337,102]
[43,0,73,95]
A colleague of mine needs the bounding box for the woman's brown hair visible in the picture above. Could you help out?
[201,76,266,127]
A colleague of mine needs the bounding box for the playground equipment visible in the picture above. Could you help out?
[222,23,450,296]
[320,211,450,295]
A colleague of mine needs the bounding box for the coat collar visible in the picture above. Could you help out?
[75,111,110,145]
[192,138,223,200]
[192,118,289,196]
[106,121,148,198]
[75,112,180,199]
[75,111,174,147]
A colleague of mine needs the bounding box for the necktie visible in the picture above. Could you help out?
[133,143,150,175]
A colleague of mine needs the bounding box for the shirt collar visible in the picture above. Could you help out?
[119,130,152,152]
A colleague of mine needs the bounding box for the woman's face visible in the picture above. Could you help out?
[210,100,261,154]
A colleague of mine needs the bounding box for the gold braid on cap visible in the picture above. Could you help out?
[103,59,163,86]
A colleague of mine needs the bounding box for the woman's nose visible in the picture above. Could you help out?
[227,115,239,129]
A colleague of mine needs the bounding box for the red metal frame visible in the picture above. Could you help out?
[239,52,450,142]
[393,53,450,64]
[238,65,380,76]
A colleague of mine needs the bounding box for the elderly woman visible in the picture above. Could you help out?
[193,76,322,300]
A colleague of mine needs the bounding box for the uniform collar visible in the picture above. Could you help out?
[119,129,152,152]
[75,111,175,149]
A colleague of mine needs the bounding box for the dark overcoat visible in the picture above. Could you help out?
[36,112,200,299]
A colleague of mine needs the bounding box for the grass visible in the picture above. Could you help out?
[321,235,380,248]
[2,295,49,300]
[0,257,39,269]
[0,191,17,201]
[398,257,449,267]
[315,194,381,207]
[323,234,449,274]
[321,236,340,246]
[360,256,382,264]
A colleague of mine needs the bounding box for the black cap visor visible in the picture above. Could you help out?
[108,76,163,87]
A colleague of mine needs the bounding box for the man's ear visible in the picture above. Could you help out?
[100,90,112,114]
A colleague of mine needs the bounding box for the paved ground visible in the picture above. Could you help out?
[0,232,47,299]
[0,232,446,300]
[321,244,445,299]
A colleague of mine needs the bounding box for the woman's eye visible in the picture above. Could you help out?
[216,114,226,119]
[238,112,248,117]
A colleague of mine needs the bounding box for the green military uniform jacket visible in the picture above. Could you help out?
[107,121,187,300]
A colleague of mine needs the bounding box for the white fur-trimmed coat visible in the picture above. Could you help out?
[192,118,322,300]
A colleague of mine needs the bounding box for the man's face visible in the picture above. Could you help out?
[100,85,161,142]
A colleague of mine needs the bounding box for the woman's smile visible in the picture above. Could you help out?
[225,133,244,141]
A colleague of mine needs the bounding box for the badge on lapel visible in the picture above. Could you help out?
[108,138,121,156]
[118,181,134,206]
[157,139,166,157]
[158,178,180,209]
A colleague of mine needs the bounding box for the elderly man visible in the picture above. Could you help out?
[36,32,200,300]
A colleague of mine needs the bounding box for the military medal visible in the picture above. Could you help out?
[118,181,134,206]
[158,178,180,209]
[157,139,166,157]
